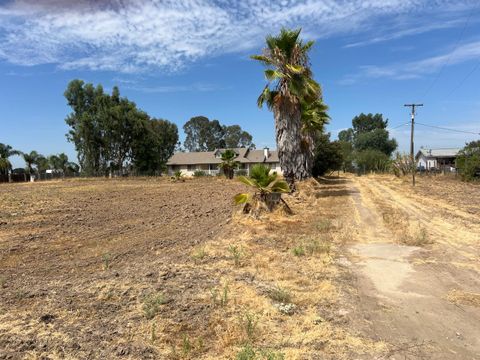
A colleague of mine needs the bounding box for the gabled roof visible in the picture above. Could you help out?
[416,148,460,158]
[167,148,279,165]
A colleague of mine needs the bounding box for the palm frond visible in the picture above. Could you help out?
[265,69,284,81]
[285,64,304,74]
[234,193,250,204]
[237,175,258,188]
[269,179,290,193]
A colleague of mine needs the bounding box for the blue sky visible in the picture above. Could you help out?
[1,0,480,168]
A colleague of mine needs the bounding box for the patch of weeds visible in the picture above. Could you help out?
[228,245,242,267]
[267,286,292,304]
[0,277,6,289]
[240,312,258,342]
[191,247,207,263]
[316,219,332,232]
[14,289,29,299]
[305,238,331,255]
[210,282,229,307]
[182,334,192,356]
[236,344,256,360]
[142,292,167,319]
[102,253,111,270]
[150,323,157,344]
[292,245,305,256]
[403,226,433,246]
[260,350,285,360]
[235,345,285,360]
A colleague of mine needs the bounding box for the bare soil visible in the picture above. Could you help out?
[344,174,480,359]
[1,175,479,359]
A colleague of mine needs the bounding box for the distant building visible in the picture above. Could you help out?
[167,147,282,176]
[415,148,460,171]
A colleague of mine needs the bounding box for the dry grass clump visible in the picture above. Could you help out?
[446,289,480,307]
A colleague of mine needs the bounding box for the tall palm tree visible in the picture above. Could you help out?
[218,149,240,179]
[251,28,320,188]
[301,99,330,169]
[0,143,20,175]
[22,151,41,174]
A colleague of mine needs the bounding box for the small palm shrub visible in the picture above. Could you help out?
[234,164,291,214]
[171,170,185,182]
[219,149,240,179]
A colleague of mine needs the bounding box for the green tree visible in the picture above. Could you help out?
[252,28,321,187]
[223,125,255,148]
[183,116,226,151]
[132,118,179,174]
[218,149,240,179]
[35,156,50,174]
[22,151,41,174]
[64,80,178,176]
[0,143,20,175]
[356,149,391,173]
[352,113,387,133]
[354,128,397,156]
[312,133,343,177]
[456,140,480,181]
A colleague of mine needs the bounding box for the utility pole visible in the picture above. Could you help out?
[404,103,423,186]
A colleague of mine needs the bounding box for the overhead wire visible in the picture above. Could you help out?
[419,6,477,100]
[415,122,480,135]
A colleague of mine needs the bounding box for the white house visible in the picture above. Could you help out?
[415,148,460,171]
[167,147,282,176]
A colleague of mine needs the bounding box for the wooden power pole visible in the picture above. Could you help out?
[404,103,423,186]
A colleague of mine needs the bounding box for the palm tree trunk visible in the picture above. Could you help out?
[274,103,309,190]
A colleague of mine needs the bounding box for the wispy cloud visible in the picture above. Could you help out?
[123,83,222,93]
[344,19,464,48]
[341,39,480,83]
[0,0,475,73]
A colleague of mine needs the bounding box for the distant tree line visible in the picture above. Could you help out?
[64,80,255,176]
[311,113,398,176]
[0,143,78,177]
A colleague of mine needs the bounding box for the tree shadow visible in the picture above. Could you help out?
[315,188,358,198]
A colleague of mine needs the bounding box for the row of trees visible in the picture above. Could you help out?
[337,113,398,173]
[0,143,78,176]
[65,81,256,176]
[64,80,179,176]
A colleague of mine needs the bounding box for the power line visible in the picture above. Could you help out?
[388,122,410,130]
[416,122,480,135]
[443,60,480,100]
[420,6,477,100]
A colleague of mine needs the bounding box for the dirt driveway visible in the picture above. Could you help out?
[342,175,480,359]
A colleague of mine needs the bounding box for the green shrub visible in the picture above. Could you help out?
[267,286,292,303]
[193,170,207,177]
[355,149,391,173]
[456,140,480,181]
[142,292,167,319]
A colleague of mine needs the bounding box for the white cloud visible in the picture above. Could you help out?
[0,0,475,73]
[341,39,480,83]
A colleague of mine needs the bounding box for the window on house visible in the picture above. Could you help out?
[187,165,196,171]
[210,164,218,170]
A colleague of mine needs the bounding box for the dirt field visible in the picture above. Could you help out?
[1,175,479,359]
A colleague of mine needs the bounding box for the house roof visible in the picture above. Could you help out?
[167,148,279,165]
[416,148,460,159]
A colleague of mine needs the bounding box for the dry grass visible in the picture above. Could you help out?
[446,289,480,308]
